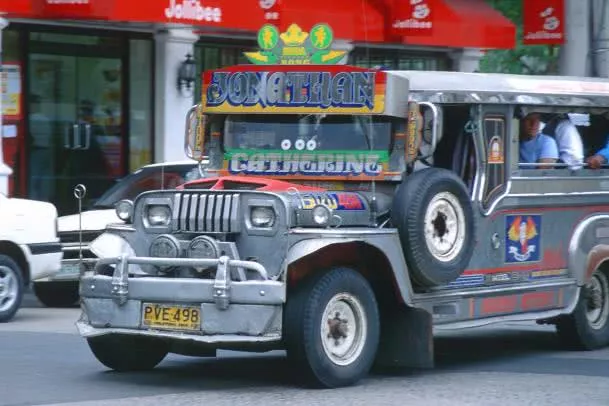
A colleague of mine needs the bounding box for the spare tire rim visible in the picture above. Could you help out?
[585,271,609,330]
[424,191,466,263]
[0,265,19,313]
[320,292,367,366]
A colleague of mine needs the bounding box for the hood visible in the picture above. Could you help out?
[1,196,58,218]
[58,209,123,233]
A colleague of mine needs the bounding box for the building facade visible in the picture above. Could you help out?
[0,0,515,215]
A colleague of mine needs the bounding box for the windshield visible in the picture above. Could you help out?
[92,165,202,209]
[222,114,393,152]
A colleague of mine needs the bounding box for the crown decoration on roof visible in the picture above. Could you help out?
[244,23,347,65]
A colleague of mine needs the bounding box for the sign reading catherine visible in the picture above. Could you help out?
[245,23,347,65]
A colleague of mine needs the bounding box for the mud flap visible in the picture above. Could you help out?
[373,306,434,370]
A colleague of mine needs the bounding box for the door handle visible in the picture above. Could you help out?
[83,124,91,150]
[64,124,72,148]
[72,123,80,149]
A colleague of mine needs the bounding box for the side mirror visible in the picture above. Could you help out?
[184,104,207,161]
[405,101,423,164]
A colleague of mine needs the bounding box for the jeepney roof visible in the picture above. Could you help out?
[387,70,609,107]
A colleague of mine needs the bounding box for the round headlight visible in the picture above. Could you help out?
[312,204,331,226]
[147,205,171,226]
[250,206,275,228]
[115,200,133,222]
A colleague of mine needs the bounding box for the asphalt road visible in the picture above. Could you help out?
[1,292,609,406]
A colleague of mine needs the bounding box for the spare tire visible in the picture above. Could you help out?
[390,167,475,288]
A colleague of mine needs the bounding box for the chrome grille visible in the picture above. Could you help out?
[173,192,241,233]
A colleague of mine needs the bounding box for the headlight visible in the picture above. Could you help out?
[312,204,331,226]
[147,205,171,227]
[250,206,275,228]
[115,200,133,222]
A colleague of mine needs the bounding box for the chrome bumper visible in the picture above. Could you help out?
[78,255,285,343]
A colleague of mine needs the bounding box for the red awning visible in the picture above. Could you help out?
[1,0,269,32]
[399,0,516,49]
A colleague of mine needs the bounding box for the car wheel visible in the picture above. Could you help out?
[556,268,609,350]
[87,335,169,372]
[33,281,80,308]
[284,267,380,388]
[0,255,24,323]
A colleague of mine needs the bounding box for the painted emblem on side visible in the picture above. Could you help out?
[505,215,541,263]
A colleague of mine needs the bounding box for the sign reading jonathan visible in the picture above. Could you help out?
[522,0,565,45]
[244,23,347,65]
[391,0,434,36]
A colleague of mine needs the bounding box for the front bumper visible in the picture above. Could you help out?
[78,255,285,344]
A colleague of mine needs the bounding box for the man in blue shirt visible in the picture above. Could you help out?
[519,112,559,168]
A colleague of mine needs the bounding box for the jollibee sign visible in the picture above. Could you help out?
[522,0,565,45]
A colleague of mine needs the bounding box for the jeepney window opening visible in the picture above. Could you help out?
[432,104,477,193]
[482,115,507,209]
[221,114,395,153]
[515,105,609,173]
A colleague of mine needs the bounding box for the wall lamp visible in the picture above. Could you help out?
[177,53,197,95]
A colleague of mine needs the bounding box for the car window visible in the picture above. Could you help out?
[92,165,200,208]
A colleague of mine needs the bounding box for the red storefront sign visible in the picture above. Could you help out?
[522,0,565,45]
[0,0,33,13]
[391,0,435,36]
[259,0,282,24]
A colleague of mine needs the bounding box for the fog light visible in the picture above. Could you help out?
[189,236,219,259]
[312,204,331,226]
[149,234,180,258]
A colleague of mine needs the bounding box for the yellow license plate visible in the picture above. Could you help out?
[142,303,201,331]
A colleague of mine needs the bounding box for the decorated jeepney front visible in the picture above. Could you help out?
[77,22,413,374]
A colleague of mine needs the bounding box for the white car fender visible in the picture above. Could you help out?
[89,233,144,275]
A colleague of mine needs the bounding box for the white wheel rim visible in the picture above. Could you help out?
[585,271,609,330]
[320,293,367,366]
[423,191,466,263]
[0,266,19,313]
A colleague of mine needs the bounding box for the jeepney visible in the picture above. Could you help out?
[76,23,609,388]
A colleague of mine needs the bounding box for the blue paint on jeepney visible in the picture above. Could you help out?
[505,214,542,263]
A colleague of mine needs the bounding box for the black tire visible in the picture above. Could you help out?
[87,335,169,372]
[390,167,475,287]
[284,267,380,388]
[33,281,80,308]
[555,269,609,350]
[0,254,25,323]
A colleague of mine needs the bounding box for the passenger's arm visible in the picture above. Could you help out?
[586,136,609,169]
[536,135,559,169]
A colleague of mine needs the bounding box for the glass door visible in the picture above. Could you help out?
[28,33,124,215]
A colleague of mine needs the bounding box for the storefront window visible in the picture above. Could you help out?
[2,29,20,62]
[350,49,450,71]
[129,39,153,172]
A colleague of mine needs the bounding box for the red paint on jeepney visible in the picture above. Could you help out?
[521,291,556,311]
[480,295,518,315]
[179,175,326,192]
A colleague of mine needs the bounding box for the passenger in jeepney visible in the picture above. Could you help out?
[519,112,559,168]
[540,113,585,170]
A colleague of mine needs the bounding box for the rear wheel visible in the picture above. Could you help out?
[284,267,380,388]
[87,335,169,372]
[556,269,609,350]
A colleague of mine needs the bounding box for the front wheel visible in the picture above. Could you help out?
[87,335,169,372]
[556,269,609,350]
[0,255,24,323]
[284,267,380,388]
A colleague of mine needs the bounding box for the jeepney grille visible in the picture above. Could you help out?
[173,193,241,233]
